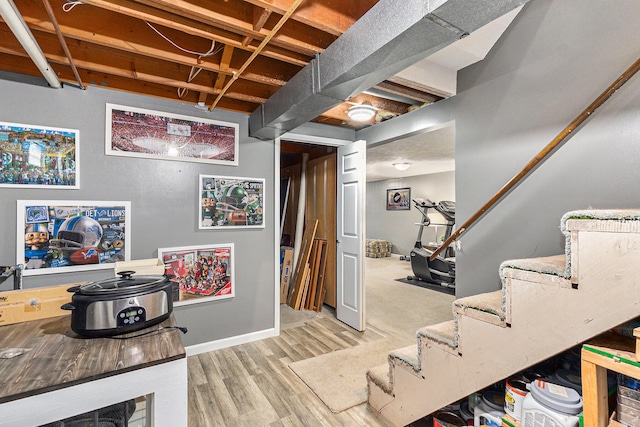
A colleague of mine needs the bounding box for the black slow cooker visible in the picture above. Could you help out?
[61,270,174,337]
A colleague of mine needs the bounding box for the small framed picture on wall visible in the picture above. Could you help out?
[386,187,411,211]
[199,174,265,229]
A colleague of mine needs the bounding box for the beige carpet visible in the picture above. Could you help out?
[289,335,408,413]
[287,255,455,413]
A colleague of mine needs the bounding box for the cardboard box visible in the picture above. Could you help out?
[280,247,294,303]
[115,258,165,276]
[0,283,80,326]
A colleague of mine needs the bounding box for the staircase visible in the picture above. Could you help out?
[367,209,640,426]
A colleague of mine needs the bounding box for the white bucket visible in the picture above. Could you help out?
[521,379,582,427]
[473,390,505,427]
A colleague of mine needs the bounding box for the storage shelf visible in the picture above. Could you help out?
[581,328,640,427]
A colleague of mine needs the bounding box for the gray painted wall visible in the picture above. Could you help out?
[453,0,640,297]
[366,171,455,256]
[0,79,275,346]
[360,0,640,298]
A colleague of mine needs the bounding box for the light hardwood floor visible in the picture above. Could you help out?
[187,256,451,426]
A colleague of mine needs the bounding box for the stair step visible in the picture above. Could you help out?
[367,364,392,394]
[367,209,640,426]
[501,254,569,280]
[418,320,456,349]
[389,345,420,372]
[501,254,573,291]
[454,290,506,326]
[501,254,567,275]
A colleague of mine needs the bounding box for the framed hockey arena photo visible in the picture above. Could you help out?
[199,174,265,229]
[158,243,234,306]
[105,103,239,165]
[0,121,79,189]
[17,200,131,276]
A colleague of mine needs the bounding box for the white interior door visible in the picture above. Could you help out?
[336,139,366,331]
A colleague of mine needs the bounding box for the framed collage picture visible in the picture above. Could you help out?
[199,174,265,229]
[0,121,79,189]
[158,244,234,306]
[17,200,131,276]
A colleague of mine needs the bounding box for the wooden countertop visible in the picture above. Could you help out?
[0,314,185,404]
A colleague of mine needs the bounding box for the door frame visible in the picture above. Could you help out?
[274,132,353,335]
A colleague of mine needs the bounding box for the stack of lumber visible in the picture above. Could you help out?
[366,239,392,258]
[286,220,329,311]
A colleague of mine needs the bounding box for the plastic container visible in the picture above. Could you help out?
[521,379,582,427]
[619,385,640,410]
[617,401,640,427]
[467,392,481,412]
[458,400,474,426]
[618,378,640,426]
[620,374,640,391]
[473,390,506,427]
[548,369,582,395]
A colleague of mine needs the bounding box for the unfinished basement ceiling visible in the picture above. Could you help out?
[0,0,523,138]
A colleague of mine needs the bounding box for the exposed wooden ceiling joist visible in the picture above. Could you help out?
[0,0,452,131]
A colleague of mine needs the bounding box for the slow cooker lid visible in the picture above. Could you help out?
[78,271,168,294]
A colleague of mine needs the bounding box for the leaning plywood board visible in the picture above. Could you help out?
[292,266,311,310]
[288,219,319,309]
[0,283,81,326]
[313,240,328,312]
[306,239,324,310]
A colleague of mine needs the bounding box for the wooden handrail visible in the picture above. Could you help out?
[430,56,640,261]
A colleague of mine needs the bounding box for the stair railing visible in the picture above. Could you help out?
[430,56,640,261]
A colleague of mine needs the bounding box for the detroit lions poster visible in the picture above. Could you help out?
[17,200,131,276]
[199,175,265,229]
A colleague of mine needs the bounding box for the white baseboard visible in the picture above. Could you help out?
[185,328,277,357]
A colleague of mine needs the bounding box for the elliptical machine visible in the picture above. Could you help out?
[406,198,456,288]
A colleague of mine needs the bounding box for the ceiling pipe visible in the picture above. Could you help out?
[42,0,85,89]
[249,0,530,140]
[0,0,61,88]
[209,0,304,111]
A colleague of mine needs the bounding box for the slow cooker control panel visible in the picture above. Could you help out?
[116,306,146,328]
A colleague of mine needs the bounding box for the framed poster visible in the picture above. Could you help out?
[386,187,411,210]
[199,174,265,229]
[158,244,234,305]
[105,103,239,166]
[17,200,131,276]
[0,121,79,189]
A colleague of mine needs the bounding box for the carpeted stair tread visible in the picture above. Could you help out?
[389,345,420,371]
[561,208,640,224]
[367,364,392,393]
[500,254,567,278]
[454,290,504,319]
[367,209,640,425]
[418,320,456,349]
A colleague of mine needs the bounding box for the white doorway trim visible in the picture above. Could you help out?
[274,132,353,336]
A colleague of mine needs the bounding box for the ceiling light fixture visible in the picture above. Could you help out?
[393,162,411,171]
[0,0,61,89]
[347,103,376,122]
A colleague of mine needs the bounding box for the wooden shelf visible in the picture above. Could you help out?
[581,328,640,427]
